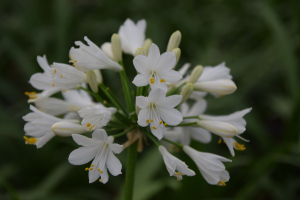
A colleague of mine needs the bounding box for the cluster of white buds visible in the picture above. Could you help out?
[22,18,251,187]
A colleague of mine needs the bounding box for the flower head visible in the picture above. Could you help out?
[136,88,183,139]
[68,129,123,184]
[159,146,195,181]
[132,43,182,91]
[183,146,231,185]
[118,18,146,55]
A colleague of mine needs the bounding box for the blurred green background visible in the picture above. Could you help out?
[1,0,300,199]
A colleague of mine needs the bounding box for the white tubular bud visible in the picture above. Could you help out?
[52,122,87,137]
[171,48,181,69]
[135,48,147,57]
[167,30,182,52]
[111,33,122,62]
[86,70,98,93]
[187,65,203,84]
[142,38,152,56]
[197,120,238,138]
[101,42,114,60]
[93,69,103,84]
[193,79,237,96]
[179,83,194,105]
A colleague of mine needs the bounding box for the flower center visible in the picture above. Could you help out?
[146,103,167,129]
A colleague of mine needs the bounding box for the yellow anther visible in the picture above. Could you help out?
[150,119,153,122]
[72,64,75,67]
[52,83,55,87]
[62,90,66,92]
[97,168,100,171]
[24,136,38,145]
[152,126,157,130]
[218,181,226,186]
[87,123,91,127]
[24,92,29,95]
[164,123,167,126]
[218,139,222,144]
[85,168,89,171]
[91,164,94,167]
[39,108,42,111]
[100,171,103,173]
[146,119,150,123]
[89,126,93,131]
[159,120,162,124]
[74,60,77,63]
[150,78,155,84]
[60,74,63,78]
[234,142,246,151]
[99,179,102,182]
[53,69,56,74]
[90,168,93,170]
[177,178,179,181]
[103,100,107,104]
[29,96,37,99]
[160,79,165,83]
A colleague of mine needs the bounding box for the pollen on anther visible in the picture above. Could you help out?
[99,179,102,182]
[152,126,157,130]
[24,92,29,95]
[218,139,222,144]
[74,60,77,63]
[159,120,162,124]
[150,119,153,122]
[146,119,149,123]
[53,69,56,74]
[150,78,155,84]
[100,171,103,173]
[91,164,94,167]
[218,181,226,186]
[52,83,55,87]
[160,79,165,83]
[164,123,167,126]
[62,90,66,92]
[87,123,91,127]
[90,168,93,170]
[85,168,89,171]
[97,168,100,171]
[60,74,63,78]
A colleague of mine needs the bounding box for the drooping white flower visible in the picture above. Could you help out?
[136,88,183,140]
[132,43,182,91]
[69,36,122,72]
[68,129,123,184]
[158,146,195,181]
[164,100,211,146]
[78,105,117,131]
[183,145,231,186]
[118,18,146,56]
[22,105,79,148]
[193,62,236,98]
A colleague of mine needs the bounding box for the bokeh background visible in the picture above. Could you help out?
[1,0,300,199]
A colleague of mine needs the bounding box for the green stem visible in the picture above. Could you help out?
[113,126,136,138]
[162,138,183,148]
[105,127,124,132]
[183,116,199,119]
[170,122,197,127]
[79,87,103,103]
[99,83,129,116]
[166,82,186,96]
[124,141,138,200]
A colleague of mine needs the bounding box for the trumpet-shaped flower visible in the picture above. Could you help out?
[164,100,211,146]
[118,18,146,55]
[69,36,122,72]
[78,105,117,131]
[158,146,195,181]
[68,129,123,184]
[52,122,87,137]
[22,105,79,148]
[136,88,183,140]
[183,146,231,186]
[132,43,182,91]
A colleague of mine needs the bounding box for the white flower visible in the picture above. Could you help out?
[26,88,61,103]
[69,36,122,72]
[193,62,236,98]
[78,105,117,131]
[132,43,182,91]
[52,122,87,137]
[158,146,195,181]
[183,146,231,186]
[22,105,79,148]
[68,129,123,184]
[136,88,183,140]
[164,100,211,146]
[118,18,146,55]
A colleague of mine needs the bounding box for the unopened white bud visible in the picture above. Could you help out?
[93,69,103,84]
[197,120,238,138]
[167,30,182,52]
[101,42,114,60]
[179,83,194,105]
[86,70,98,93]
[187,65,203,84]
[135,48,147,57]
[52,122,87,137]
[172,48,181,69]
[142,38,152,56]
[193,79,237,97]
[111,33,122,62]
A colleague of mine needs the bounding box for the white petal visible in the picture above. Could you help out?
[136,96,149,108]
[159,108,183,126]
[37,55,51,72]
[223,137,235,156]
[137,108,149,127]
[132,74,149,87]
[148,88,166,102]
[197,120,238,138]
[106,150,122,176]
[150,123,164,140]
[72,134,100,146]
[147,44,160,66]
[29,73,52,90]
[92,129,108,143]
[178,63,191,76]
[157,95,182,108]
[133,55,150,74]
[109,143,123,154]
[189,127,212,144]
[68,146,99,165]
[156,52,176,72]
[159,70,182,82]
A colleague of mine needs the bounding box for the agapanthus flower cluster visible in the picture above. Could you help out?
[23,18,251,187]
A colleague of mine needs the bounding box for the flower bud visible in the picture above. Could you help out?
[135,48,147,57]
[101,42,114,60]
[187,65,203,84]
[93,69,103,84]
[111,33,122,62]
[52,122,87,137]
[193,79,237,97]
[179,83,194,105]
[86,70,98,93]
[172,48,181,69]
[167,30,182,52]
[197,120,238,138]
[142,38,152,56]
